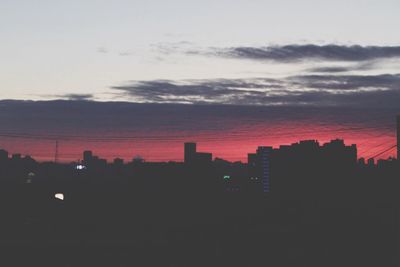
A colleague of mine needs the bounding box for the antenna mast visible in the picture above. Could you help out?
[55,140,59,163]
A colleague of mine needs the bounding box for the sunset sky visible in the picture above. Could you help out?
[1,0,399,161]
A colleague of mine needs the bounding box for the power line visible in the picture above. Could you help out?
[0,123,396,161]
[369,144,397,159]
[0,125,394,142]
[360,141,395,158]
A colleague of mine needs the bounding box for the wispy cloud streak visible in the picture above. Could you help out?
[207,45,400,62]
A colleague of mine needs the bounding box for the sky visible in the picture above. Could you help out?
[1,0,400,101]
[0,0,399,161]
[0,101,397,162]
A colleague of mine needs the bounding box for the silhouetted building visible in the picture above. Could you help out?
[247,153,257,168]
[82,150,108,167]
[83,150,93,164]
[184,142,212,165]
[98,158,107,166]
[321,139,357,165]
[113,158,124,165]
[247,153,260,191]
[195,152,212,164]
[184,142,197,164]
[248,146,272,193]
[132,155,145,164]
[0,149,8,161]
[12,153,21,161]
[368,158,375,166]
[257,146,272,193]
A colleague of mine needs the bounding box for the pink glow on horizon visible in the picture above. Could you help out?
[0,121,396,162]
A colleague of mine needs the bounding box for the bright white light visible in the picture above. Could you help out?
[75,165,86,170]
[55,193,64,201]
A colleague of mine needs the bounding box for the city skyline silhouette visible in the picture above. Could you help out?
[0,100,398,163]
[2,0,400,266]
[0,124,399,266]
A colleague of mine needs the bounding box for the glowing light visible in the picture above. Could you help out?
[55,193,64,201]
[223,175,230,180]
[75,165,86,170]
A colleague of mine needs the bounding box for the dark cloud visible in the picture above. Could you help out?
[0,100,396,135]
[111,74,400,108]
[308,62,376,73]
[112,79,283,104]
[210,44,400,62]
[308,66,352,73]
[290,74,400,91]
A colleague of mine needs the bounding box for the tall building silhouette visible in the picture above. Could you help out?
[257,146,272,193]
[83,150,93,163]
[83,150,101,166]
[184,142,196,164]
[248,146,272,193]
[184,142,212,165]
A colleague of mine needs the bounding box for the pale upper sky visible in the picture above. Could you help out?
[1,0,400,102]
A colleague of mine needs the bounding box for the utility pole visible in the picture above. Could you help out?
[55,140,59,163]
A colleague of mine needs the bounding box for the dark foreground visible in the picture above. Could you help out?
[0,148,399,266]
[0,187,397,267]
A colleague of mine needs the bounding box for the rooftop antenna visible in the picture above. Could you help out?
[55,140,59,163]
